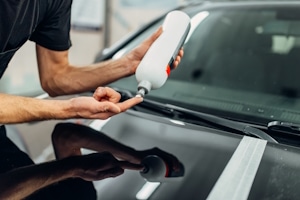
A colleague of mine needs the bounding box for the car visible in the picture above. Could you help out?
[3,0,300,199]
[91,1,300,199]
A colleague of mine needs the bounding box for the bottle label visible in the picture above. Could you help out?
[166,65,171,76]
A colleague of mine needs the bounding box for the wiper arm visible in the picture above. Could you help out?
[161,103,278,143]
[268,121,300,135]
[115,88,278,144]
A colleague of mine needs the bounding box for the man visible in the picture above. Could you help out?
[0,1,184,199]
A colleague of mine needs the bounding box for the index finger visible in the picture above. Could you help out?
[119,161,144,171]
[117,97,143,112]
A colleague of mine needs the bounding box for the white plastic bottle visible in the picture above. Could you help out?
[135,10,191,97]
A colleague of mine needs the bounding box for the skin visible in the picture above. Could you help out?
[0,27,184,199]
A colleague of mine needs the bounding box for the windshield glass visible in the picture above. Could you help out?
[109,5,300,125]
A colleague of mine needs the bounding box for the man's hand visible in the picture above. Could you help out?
[73,152,143,181]
[70,87,142,119]
[123,26,184,75]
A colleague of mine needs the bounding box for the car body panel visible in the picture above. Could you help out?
[90,108,300,199]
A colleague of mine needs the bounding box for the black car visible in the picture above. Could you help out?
[91,1,300,200]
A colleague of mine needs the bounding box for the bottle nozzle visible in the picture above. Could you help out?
[141,164,149,173]
[136,88,147,97]
[137,80,151,97]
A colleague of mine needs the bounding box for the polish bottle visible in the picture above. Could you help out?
[135,10,191,97]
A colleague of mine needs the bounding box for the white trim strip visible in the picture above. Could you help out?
[89,118,111,131]
[207,136,267,200]
[35,93,49,99]
[33,144,54,163]
[136,182,161,200]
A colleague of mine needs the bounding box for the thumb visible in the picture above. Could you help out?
[145,26,163,46]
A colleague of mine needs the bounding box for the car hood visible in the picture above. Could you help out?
[91,109,300,200]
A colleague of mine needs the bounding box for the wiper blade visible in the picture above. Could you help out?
[268,121,300,135]
[158,103,277,143]
[115,88,278,143]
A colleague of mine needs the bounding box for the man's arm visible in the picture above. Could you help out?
[36,27,183,97]
[0,153,141,200]
[0,88,142,124]
[36,27,163,97]
[0,93,72,124]
[36,46,133,97]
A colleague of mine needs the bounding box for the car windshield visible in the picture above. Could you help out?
[109,4,300,126]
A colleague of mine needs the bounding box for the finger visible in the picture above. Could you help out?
[103,87,121,103]
[117,97,143,112]
[104,167,125,178]
[175,55,181,64]
[92,167,125,180]
[172,57,181,69]
[93,87,121,103]
[172,49,184,69]
[119,161,145,171]
[98,102,121,113]
[93,87,105,101]
[172,60,179,69]
[150,26,163,42]
[178,48,184,57]
[144,26,163,46]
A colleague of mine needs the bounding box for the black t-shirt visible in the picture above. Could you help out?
[0,0,72,78]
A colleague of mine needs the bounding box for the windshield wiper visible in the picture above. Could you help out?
[268,121,300,135]
[116,88,278,144]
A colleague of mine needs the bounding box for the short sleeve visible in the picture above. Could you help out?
[30,1,72,51]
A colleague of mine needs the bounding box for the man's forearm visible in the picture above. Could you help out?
[47,59,131,96]
[0,158,75,200]
[36,43,132,97]
[0,93,74,124]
